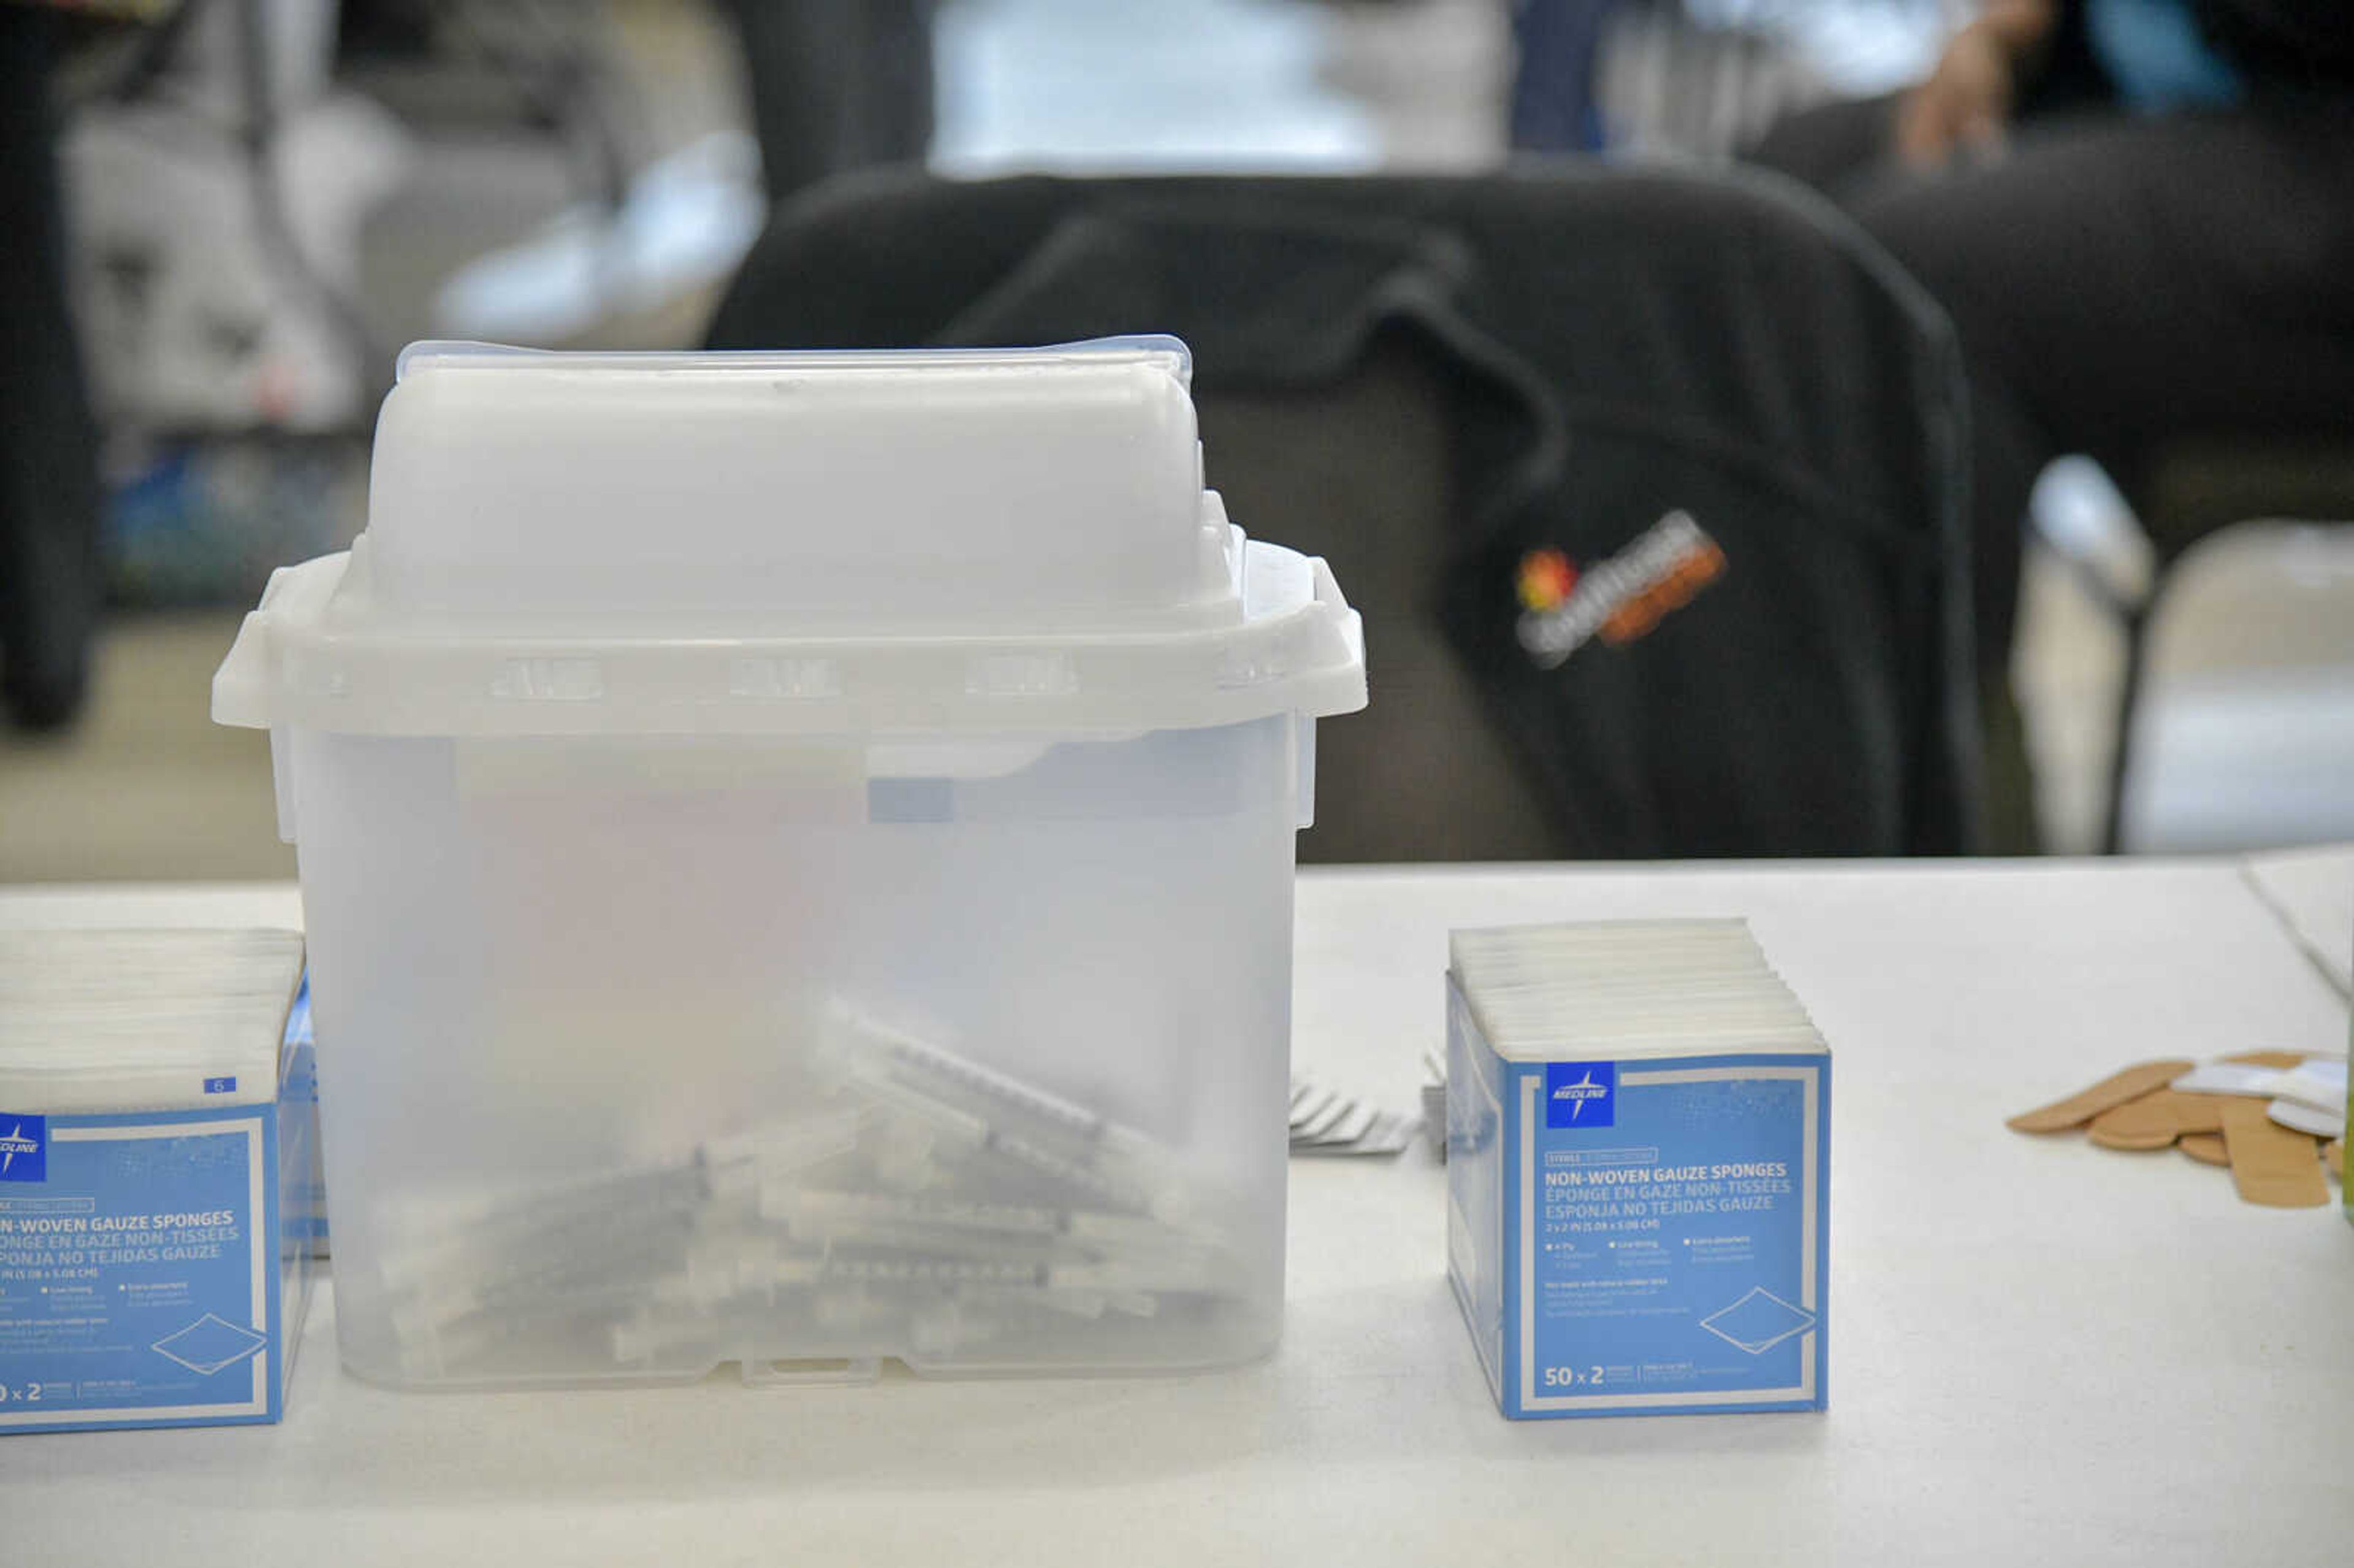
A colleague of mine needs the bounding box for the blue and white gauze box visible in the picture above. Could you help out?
[0,928,318,1434]
[1445,920,1830,1419]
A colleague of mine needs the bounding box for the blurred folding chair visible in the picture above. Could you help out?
[2033,440,2354,851]
[2108,510,2354,853]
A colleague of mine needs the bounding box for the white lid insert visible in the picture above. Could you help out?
[215,337,1366,737]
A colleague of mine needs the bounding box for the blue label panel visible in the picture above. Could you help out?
[0,1108,272,1426]
[1512,1056,1827,1416]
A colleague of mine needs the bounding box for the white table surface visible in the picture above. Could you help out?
[2244,844,2354,995]
[4,859,2350,1566]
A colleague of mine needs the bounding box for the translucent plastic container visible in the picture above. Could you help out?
[213,338,1366,1388]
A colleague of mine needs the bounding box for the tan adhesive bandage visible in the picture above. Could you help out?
[2223,1051,2308,1068]
[2008,1060,2196,1134]
[2165,1092,2227,1134]
[2218,1098,2330,1208]
[2087,1089,2224,1150]
[2178,1132,2230,1167]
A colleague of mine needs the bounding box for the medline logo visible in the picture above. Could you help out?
[1516,511,1727,669]
[0,1116,47,1182]
[1551,1073,1609,1119]
[1544,1063,1616,1129]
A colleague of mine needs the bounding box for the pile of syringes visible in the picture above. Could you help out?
[371,1007,1249,1379]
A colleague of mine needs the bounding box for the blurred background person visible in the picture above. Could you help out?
[717,0,934,204]
[1747,0,2354,846]
[0,0,107,731]
[1508,0,1621,153]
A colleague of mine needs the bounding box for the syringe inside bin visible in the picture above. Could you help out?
[378,1010,1247,1377]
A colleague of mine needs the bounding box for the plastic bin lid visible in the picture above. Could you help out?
[213,338,1367,737]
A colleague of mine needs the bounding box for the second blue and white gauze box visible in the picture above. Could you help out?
[1446,920,1830,1419]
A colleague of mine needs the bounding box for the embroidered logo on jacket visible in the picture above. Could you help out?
[1515,511,1726,668]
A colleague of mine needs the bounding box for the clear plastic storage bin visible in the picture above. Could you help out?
[213,338,1366,1388]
